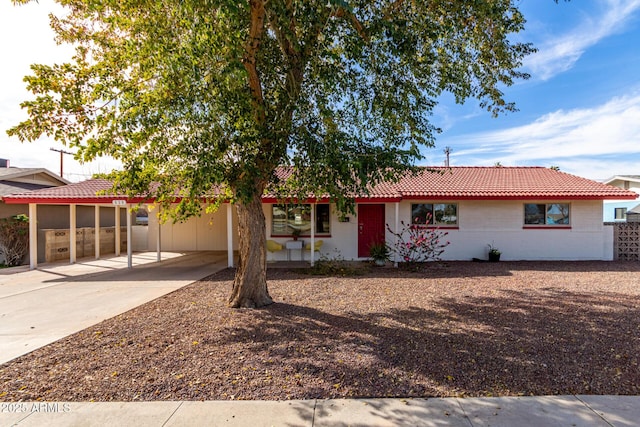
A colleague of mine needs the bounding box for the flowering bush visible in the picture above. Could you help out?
[386,216,450,264]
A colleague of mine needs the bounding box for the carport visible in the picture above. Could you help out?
[2,179,236,270]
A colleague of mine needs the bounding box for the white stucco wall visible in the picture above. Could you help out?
[131,225,148,251]
[147,204,238,252]
[388,200,610,261]
[264,200,610,261]
[147,199,612,261]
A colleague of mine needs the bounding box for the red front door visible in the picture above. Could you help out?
[358,204,385,258]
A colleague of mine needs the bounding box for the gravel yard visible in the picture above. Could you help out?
[1,261,639,401]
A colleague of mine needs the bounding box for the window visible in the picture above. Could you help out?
[614,207,627,220]
[411,203,458,226]
[524,203,570,226]
[271,204,330,236]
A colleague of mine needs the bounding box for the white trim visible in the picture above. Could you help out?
[603,175,640,186]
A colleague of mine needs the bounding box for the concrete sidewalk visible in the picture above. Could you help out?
[1,395,639,426]
[0,251,227,365]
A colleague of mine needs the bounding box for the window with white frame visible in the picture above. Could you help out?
[614,207,627,220]
[411,203,458,226]
[524,203,570,225]
[271,204,331,236]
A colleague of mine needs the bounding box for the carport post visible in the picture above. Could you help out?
[94,206,100,260]
[227,203,234,268]
[156,204,161,262]
[394,202,399,267]
[127,204,133,268]
[114,206,121,256]
[310,204,315,267]
[69,204,77,264]
[29,203,37,270]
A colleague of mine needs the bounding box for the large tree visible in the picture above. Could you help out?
[9,0,534,307]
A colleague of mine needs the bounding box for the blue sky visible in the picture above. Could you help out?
[429,0,640,179]
[1,0,640,181]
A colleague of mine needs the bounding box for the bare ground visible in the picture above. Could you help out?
[1,261,639,401]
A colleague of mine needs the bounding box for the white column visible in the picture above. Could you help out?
[310,204,316,266]
[114,206,121,256]
[69,204,77,264]
[156,205,161,262]
[29,203,37,270]
[127,204,133,268]
[227,203,234,268]
[94,205,100,259]
[394,202,399,267]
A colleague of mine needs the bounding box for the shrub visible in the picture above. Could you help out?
[0,214,29,267]
[386,217,450,265]
[305,249,367,276]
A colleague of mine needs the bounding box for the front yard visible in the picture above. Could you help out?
[1,261,639,401]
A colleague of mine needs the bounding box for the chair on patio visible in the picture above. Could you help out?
[304,240,323,260]
[266,240,284,262]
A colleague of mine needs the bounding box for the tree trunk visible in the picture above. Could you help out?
[228,192,273,308]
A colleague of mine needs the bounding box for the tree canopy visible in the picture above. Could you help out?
[9,0,535,307]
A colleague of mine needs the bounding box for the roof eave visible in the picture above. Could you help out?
[0,168,70,185]
[2,196,151,205]
[603,175,640,186]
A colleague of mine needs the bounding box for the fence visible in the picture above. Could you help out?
[606,222,640,261]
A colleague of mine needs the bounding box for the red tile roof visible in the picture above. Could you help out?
[0,179,142,204]
[373,167,638,200]
[2,167,637,205]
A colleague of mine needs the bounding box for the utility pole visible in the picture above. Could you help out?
[443,146,452,167]
[50,148,74,179]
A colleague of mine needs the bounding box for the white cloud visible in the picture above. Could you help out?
[525,0,640,80]
[0,1,120,181]
[445,93,640,179]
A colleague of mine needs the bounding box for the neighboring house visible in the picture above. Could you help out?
[0,160,70,265]
[0,163,70,201]
[602,175,640,222]
[626,204,640,223]
[3,166,637,268]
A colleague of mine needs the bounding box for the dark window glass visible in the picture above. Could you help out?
[525,203,570,225]
[272,204,330,235]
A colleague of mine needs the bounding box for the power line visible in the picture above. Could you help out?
[49,147,74,179]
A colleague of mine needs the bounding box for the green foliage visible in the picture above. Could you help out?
[488,243,501,255]
[369,242,389,262]
[0,215,29,267]
[305,250,367,276]
[8,0,535,219]
[386,218,450,265]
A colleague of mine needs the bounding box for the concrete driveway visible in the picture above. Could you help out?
[0,252,227,365]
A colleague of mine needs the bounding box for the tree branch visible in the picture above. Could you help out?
[243,0,267,124]
[332,6,369,42]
